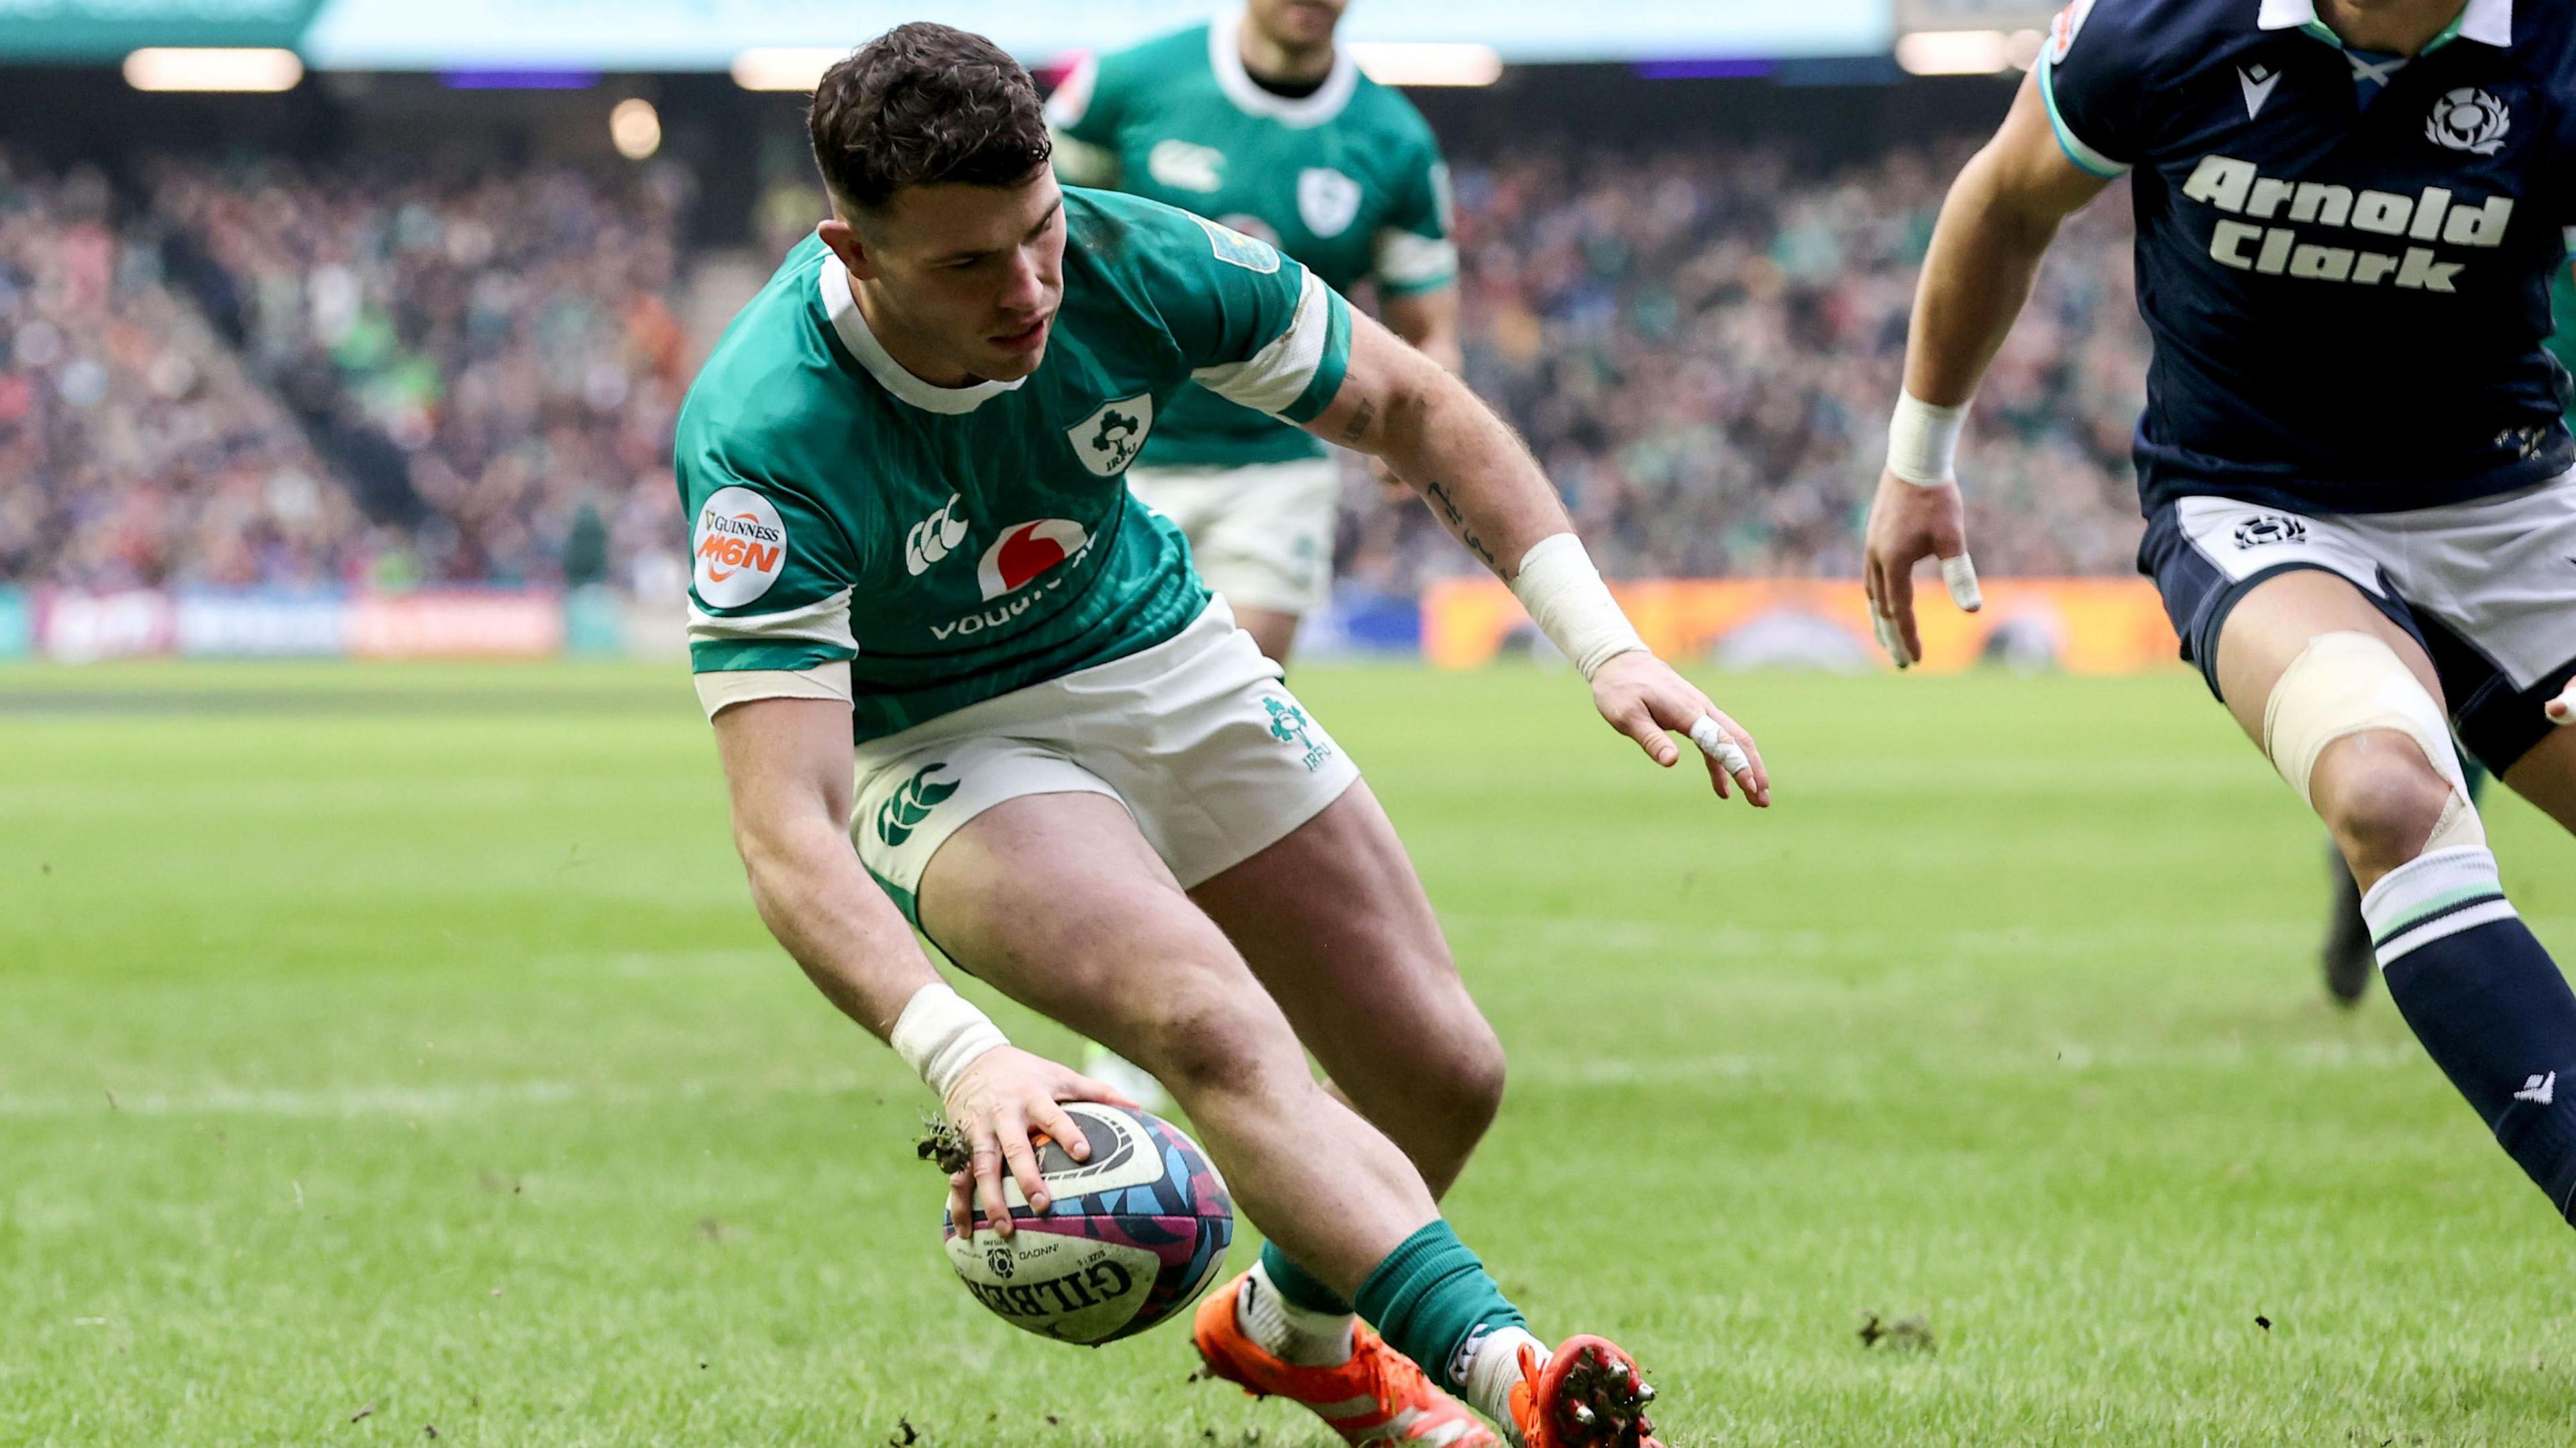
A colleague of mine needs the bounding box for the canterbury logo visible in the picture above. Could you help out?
[906,495,969,577]
[2514,1071,2556,1106]
[875,764,959,848]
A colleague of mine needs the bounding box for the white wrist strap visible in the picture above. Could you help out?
[890,982,1010,1101]
[1888,390,1969,487]
[1509,533,1646,680]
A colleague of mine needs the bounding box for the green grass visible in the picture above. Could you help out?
[4,660,2573,1446]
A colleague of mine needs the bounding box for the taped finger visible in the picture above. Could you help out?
[2551,681,2574,725]
[1870,607,1915,668]
[1939,552,1982,612]
[1688,715,1752,777]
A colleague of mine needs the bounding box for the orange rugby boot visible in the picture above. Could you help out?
[1505,1335,1663,1448]
[1193,1273,1497,1447]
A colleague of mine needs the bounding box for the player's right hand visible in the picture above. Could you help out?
[942,1047,1139,1239]
[1862,469,1982,669]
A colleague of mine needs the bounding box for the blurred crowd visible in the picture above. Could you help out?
[1341,141,2149,593]
[4,134,2153,595]
[0,154,360,590]
[150,156,694,591]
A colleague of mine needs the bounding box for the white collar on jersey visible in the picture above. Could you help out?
[817,256,1024,416]
[1209,7,1360,129]
[2257,0,2512,48]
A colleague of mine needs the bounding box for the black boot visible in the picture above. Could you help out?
[2323,842,2373,1006]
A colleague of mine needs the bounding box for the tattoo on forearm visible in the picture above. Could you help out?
[1337,398,1378,447]
[1424,481,1499,570]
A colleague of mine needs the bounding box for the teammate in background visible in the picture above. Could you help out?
[2318,258,2576,999]
[1046,0,1461,669]
[1864,0,2576,1230]
[686,26,1765,1448]
[1042,0,1460,1127]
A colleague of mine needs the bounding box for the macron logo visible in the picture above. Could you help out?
[2239,64,2282,119]
[2514,1071,2556,1105]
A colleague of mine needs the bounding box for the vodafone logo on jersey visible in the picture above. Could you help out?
[977,518,1091,601]
[694,486,788,607]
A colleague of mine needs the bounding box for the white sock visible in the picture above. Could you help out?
[1237,1260,1355,1366]
[1451,1325,1548,1432]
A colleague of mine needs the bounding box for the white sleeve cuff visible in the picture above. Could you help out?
[694,662,853,720]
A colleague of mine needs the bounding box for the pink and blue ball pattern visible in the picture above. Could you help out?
[944,1107,1234,1344]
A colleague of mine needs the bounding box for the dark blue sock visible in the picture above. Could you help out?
[2365,847,2576,1223]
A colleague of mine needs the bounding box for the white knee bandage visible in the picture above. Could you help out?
[2263,632,2484,852]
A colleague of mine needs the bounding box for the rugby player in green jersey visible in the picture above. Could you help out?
[681,25,1765,1448]
[1046,0,1461,667]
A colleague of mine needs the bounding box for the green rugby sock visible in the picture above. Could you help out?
[1354,1220,1529,1394]
[1258,1241,1354,1317]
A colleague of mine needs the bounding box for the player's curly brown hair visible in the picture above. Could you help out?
[807,23,1054,213]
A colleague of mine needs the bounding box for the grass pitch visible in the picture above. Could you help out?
[3,660,2573,1446]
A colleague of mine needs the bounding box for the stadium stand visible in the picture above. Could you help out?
[0,150,361,590]
[4,136,2151,594]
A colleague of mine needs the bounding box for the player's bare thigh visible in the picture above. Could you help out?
[2211,569,2455,874]
[914,789,1445,1290]
[911,791,1301,1089]
[1189,781,1505,1193]
[2210,570,2445,737]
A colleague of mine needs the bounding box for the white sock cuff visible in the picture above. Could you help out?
[2361,846,2516,965]
[1246,1260,1353,1334]
[1237,1261,1354,1367]
[1453,1326,1548,1430]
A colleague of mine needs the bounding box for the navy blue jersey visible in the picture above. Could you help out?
[2038,0,2576,514]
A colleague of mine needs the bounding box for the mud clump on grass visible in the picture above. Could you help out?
[1858,1312,1937,1353]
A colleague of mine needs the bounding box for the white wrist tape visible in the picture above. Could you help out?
[889,982,1010,1101]
[1887,390,1969,487]
[1509,533,1646,680]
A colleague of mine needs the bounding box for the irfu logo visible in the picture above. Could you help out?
[876,763,960,847]
[1065,395,1155,478]
[1263,697,1334,774]
[1090,410,1143,470]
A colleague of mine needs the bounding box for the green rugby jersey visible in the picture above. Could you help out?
[1046,11,1454,468]
[677,187,1353,742]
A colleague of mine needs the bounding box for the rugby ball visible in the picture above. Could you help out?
[942,1103,1233,1345]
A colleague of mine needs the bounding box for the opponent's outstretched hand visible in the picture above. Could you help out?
[1591,651,1771,806]
[943,1047,1139,1239]
[1862,469,1982,669]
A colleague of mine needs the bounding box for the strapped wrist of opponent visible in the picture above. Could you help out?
[1886,390,1968,488]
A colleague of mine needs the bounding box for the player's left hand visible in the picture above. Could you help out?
[2550,679,2573,727]
[1589,650,1771,806]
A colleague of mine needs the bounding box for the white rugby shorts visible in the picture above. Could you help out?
[1125,457,1342,617]
[849,599,1360,924]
